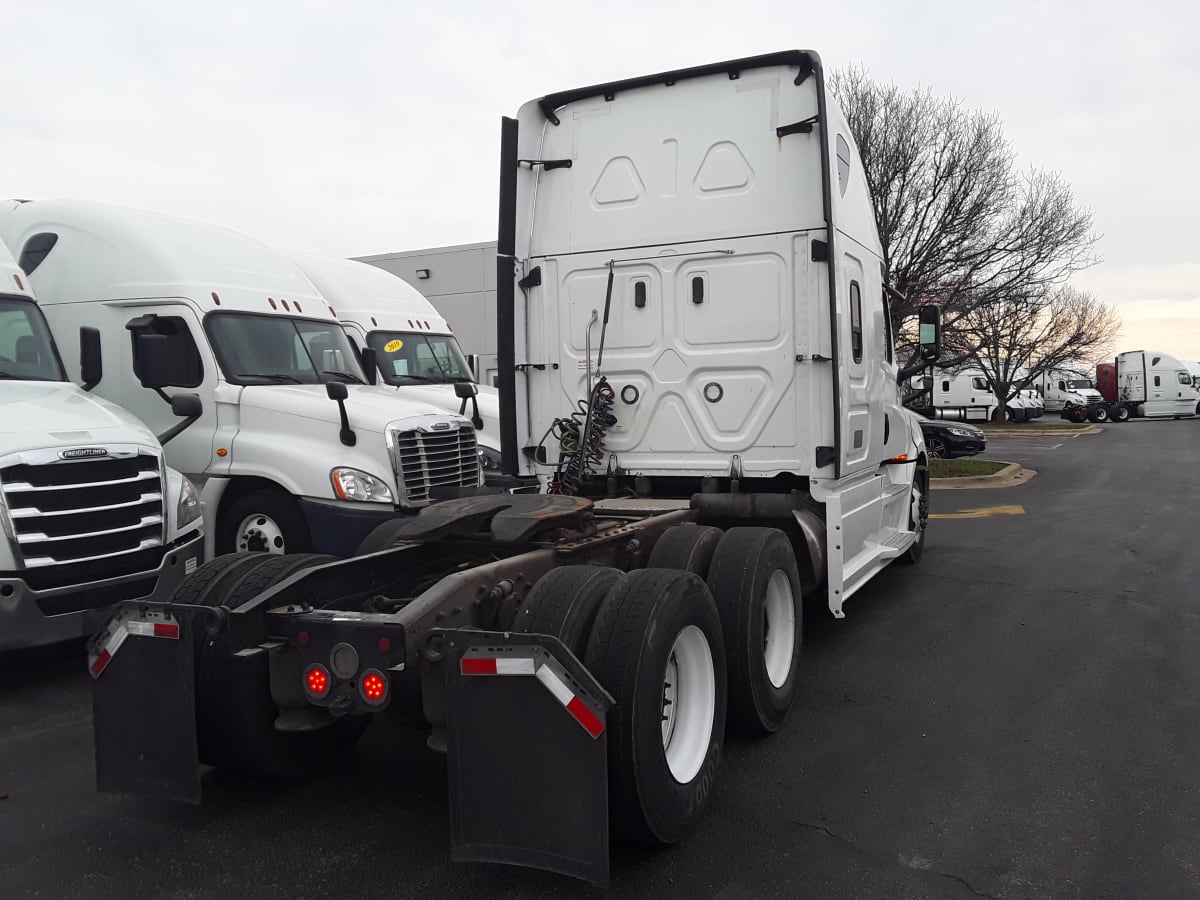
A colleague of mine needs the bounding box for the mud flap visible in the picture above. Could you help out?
[442,629,615,885]
[89,602,207,803]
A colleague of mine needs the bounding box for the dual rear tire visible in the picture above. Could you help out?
[513,525,803,845]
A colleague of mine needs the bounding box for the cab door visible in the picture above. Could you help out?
[837,251,888,475]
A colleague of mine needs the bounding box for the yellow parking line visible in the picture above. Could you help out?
[931,504,1026,520]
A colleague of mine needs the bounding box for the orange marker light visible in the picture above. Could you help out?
[211,291,221,305]
[216,448,228,457]
[889,454,909,462]
[268,297,277,309]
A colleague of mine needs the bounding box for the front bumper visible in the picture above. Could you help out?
[943,435,987,458]
[297,497,412,557]
[0,530,205,653]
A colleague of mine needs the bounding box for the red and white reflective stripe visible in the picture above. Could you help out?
[126,620,180,640]
[534,663,605,739]
[89,625,129,678]
[89,614,181,678]
[460,657,537,676]
[460,654,604,738]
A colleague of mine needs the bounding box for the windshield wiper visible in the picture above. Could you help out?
[237,373,304,384]
[322,370,364,384]
[391,374,443,383]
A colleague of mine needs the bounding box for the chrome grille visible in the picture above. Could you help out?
[390,425,479,503]
[0,450,165,569]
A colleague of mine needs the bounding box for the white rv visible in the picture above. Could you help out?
[1110,350,1198,419]
[0,241,202,650]
[0,200,481,560]
[285,252,506,480]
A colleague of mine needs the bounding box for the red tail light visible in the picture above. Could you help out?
[304,664,331,699]
[359,669,388,706]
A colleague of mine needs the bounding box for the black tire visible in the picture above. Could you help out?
[706,528,803,735]
[1111,404,1131,422]
[584,569,727,846]
[195,553,368,780]
[513,565,623,659]
[1087,405,1109,423]
[926,437,948,459]
[900,465,930,564]
[356,518,411,556]
[646,525,724,578]
[170,553,263,607]
[1064,407,1088,424]
[219,488,312,556]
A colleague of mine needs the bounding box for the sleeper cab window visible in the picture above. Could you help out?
[849,281,862,364]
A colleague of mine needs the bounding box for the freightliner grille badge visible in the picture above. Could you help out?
[60,448,109,460]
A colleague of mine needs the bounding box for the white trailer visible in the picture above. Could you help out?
[87,51,937,884]
[0,201,481,560]
[285,251,510,483]
[0,241,202,651]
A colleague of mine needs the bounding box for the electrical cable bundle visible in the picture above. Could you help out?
[548,377,616,495]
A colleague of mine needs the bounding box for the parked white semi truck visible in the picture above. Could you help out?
[0,201,482,560]
[1095,350,1199,420]
[0,241,203,651]
[1035,367,1107,422]
[86,52,936,884]
[912,366,1041,422]
[285,251,511,483]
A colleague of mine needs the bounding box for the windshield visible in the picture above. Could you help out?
[1066,379,1094,390]
[0,294,66,381]
[366,331,474,386]
[206,313,367,385]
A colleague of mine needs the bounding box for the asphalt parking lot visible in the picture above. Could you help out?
[3,417,1199,899]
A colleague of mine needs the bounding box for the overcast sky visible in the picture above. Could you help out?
[6,0,1198,360]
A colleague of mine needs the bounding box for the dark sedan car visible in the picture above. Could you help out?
[918,416,987,459]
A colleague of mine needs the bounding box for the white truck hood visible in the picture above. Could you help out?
[0,381,158,451]
[238,384,468,433]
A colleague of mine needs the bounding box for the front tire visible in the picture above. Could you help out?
[584,569,726,845]
[706,528,803,735]
[220,488,312,556]
[926,437,948,459]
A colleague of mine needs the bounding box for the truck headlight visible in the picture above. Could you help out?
[478,447,502,472]
[177,476,202,529]
[330,468,395,504]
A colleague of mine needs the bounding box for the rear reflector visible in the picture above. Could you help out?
[460,652,604,738]
[359,669,388,705]
[305,664,331,699]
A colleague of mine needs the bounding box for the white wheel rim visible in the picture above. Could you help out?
[236,513,287,554]
[660,625,716,784]
[763,570,796,688]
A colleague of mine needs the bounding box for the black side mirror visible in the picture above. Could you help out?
[80,326,102,391]
[918,304,941,362]
[170,393,203,418]
[325,381,355,446]
[454,380,483,430]
[136,333,172,389]
[157,393,203,445]
[359,346,378,385]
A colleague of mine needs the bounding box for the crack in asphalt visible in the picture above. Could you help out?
[792,820,1002,900]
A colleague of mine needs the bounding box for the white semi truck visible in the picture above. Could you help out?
[0,241,203,651]
[284,251,510,483]
[0,201,482,560]
[85,51,936,884]
[1095,350,1199,420]
[916,366,1040,422]
[1034,367,1107,422]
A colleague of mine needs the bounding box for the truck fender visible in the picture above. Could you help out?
[790,506,826,595]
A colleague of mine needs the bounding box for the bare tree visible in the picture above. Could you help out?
[830,68,1101,351]
[957,287,1121,422]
